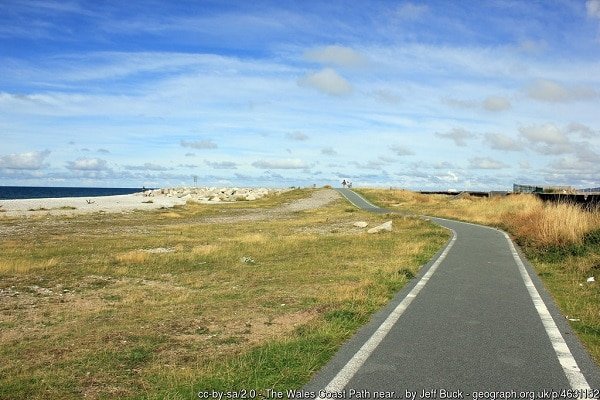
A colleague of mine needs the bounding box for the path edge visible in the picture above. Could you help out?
[303,224,457,392]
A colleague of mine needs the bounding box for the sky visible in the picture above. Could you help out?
[1,0,599,190]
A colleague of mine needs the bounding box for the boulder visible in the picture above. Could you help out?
[353,221,369,228]
[367,220,393,234]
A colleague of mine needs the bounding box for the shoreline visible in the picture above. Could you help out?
[0,187,291,217]
[0,193,187,217]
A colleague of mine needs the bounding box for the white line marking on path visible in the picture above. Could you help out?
[317,228,457,396]
[432,215,591,389]
[503,232,591,390]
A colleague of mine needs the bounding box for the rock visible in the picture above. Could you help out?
[353,221,369,228]
[149,187,289,203]
[367,220,393,234]
[587,276,595,283]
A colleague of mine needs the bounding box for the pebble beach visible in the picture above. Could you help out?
[0,187,289,217]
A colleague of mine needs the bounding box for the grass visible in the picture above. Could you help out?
[357,188,600,364]
[0,189,448,399]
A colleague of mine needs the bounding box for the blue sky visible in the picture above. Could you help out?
[1,0,599,190]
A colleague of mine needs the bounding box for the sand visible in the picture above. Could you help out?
[0,192,186,217]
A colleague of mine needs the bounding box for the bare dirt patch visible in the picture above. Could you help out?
[201,189,341,223]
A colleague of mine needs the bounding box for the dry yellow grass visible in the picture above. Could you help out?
[114,250,150,264]
[0,189,449,399]
[0,257,59,273]
[361,189,600,248]
[505,200,599,247]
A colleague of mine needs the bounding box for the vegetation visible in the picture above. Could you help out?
[0,189,448,399]
[357,188,600,364]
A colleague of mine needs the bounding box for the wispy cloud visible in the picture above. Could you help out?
[525,79,599,103]
[286,131,309,141]
[252,159,308,169]
[389,145,414,156]
[124,163,170,171]
[205,160,238,169]
[180,139,218,149]
[372,89,402,105]
[321,147,337,156]
[435,128,476,147]
[304,45,367,68]
[482,96,511,112]
[395,3,429,20]
[1,2,600,190]
[484,133,523,151]
[469,157,508,170]
[587,0,600,19]
[66,158,110,171]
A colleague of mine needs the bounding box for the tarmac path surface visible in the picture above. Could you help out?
[305,188,600,398]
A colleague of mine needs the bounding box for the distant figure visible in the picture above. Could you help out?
[347,181,352,188]
[342,179,347,188]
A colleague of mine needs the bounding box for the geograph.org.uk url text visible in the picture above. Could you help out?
[197,388,599,400]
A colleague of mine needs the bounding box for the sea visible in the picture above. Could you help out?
[0,186,145,200]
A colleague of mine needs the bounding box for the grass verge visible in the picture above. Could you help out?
[356,188,600,365]
[0,189,448,399]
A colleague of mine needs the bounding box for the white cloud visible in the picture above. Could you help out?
[252,159,308,169]
[483,96,511,112]
[298,68,352,96]
[525,79,599,103]
[469,157,508,170]
[389,144,414,156]
[587,0,600,19]
[205,160,238,169]
[434,171,459,183]
[286,131,309,141]
[566,122,595,138]
[180,139,218,149]
[519,124,568,145]
[518,124,600,159]
[0,150,50,170]
[484,133,523,151]
[435,128,476,146]
[66,158,109,171]
[304,45,367,68]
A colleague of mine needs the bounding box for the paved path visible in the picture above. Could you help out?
[305,188,600,397]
